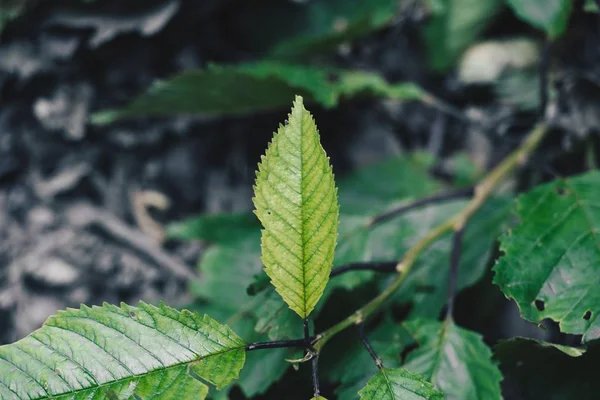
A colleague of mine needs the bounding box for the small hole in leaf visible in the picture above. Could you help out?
[535,299,545,311]
[584,311,592,320]
[129,311,136,318]
[266,210,272,216]
[556,187,567,196]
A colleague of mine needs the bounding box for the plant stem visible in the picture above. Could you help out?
[313,123,548,351]
[369,186,474,226]
[358,324,383,370]
[246,338,312,351]
[330,261,397,277]
[445,227,465,320]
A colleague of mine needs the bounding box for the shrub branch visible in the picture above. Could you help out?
[313,123,548,351]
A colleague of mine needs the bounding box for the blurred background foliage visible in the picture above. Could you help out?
[1,0,599,399]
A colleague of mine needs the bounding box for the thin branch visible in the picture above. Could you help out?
[358,324,383,370]
[311,353,321,398]
[314,123,548,351]
[330,261,397,278]
[246,338,312,351]
[304,318,321,399]
[369,186,474,226]
[445,227,465,320]
[421,92,472,124]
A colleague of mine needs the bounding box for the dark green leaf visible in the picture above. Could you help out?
[227,0,398,60]
[167,212,259,244]
[496,338,600,400]
[505,0,572,39]
[91,63,423,124]
[494,171,600,342]
[404,319,502,400]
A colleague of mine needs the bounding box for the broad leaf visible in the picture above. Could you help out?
[0,302,245,400]
[253,95,340,318]
[91,62,423,124]
[505,0,572,39]
[496,338,600,399]
[404,319,502,400]
[358,368,443,400]
[494,171,600,341]
[423,0,503,71]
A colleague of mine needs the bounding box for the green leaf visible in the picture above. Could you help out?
[423,0,503,71]
[167,212,260,245]
[326,316,413,399]
[505,0,572,39]
[91,62,424,124]
[496,338,600,399]
[225,0,397,60]
[494,171,600,342]
[358,368,443,400]
[404,319,502,400]
[388,196,511,318]
[253,96,340,318]
[0,302,245,400]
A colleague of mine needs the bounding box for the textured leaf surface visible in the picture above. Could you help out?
[404,319,502,400]
[92,63,423,124]
[494,171,600,341]
[358,368,443,400]
[253,96,340,318]
[505,0,572,38]
[424,0,502,71]
[0,302,246,400]
[496,338,600,400]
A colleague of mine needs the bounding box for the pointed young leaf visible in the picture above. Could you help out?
[358,368,443,400]
[0,302,246,400]
[404,319,502,400]
[494,171,600,341]
[253,96,339,318]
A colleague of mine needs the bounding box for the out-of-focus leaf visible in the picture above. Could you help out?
[494,71,541,111]
[496,338,600,400]
[227,0,398,59]
[0,0,28,34]
[494,171,600,342]
[359,368,443,400]
[391,196,511,317]
[404,319,502,400]
[505,0,572,39]
[167,212,260,245]
[91,62,424,124]
[423,0,503,71]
